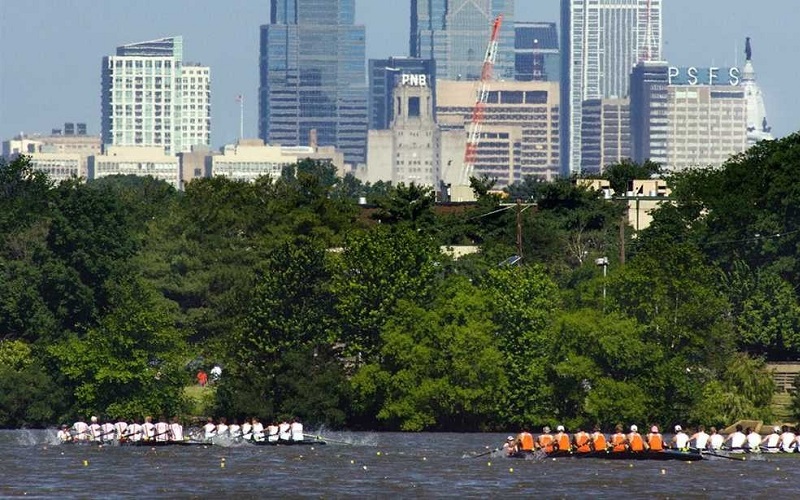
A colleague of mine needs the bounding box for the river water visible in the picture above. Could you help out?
[1,430,797,498]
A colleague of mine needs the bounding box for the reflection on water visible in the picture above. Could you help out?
[1,430,797,498]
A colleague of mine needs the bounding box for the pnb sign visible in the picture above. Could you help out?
[400,74,429,87]
[668,67,741,86]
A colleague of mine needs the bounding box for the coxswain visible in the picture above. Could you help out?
[291,417,304,442]
[88,416,102,442]
[627,425,645,452]
[154,416,170,442]
[169,417,184,441]
[57,424,73,443]
[216,417,229,438]
[267,420,279,443]
[590,425,607,452]
[72,418,90,442]
[536,426,554,453]
[761,426,781,452]
[646,426,664,451]
[744,427,761,453]
[708,427,724,450]
[554,425,570,452]
[502,436,518,456]
[241,418,253,441]
[203,417,217,441]
[229,418,242,442]
[279,420,291,442]
[779,425,797,453]
[114,418,128,441]
[689,425,710,450]
[252,417,265,442]
[572,426,591,453]
[670,425,689,451]
[610,424,628,452]
[724,424,746,451]
[516,426,534,453]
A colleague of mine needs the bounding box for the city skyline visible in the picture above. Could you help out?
[1,0,797,153]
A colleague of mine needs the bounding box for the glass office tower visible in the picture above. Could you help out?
[260,0,367,166]
[410,0,515,81]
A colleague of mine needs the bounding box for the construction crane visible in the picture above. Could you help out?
[460,14,503,186]
[640,0,655,62]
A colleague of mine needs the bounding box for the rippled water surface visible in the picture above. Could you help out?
[1,430,797,498]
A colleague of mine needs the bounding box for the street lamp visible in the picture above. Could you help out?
[595,257,609,303]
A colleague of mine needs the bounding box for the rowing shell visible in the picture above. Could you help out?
[512,449,704,461]
[251,439,326,446]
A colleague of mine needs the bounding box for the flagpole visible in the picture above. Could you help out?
[238,94,244,140]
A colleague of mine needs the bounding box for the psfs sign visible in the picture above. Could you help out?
[668,67,741,86]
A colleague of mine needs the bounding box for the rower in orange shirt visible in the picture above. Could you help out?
[572,426,592,453]
[628,424,645,452]
[554,425,570,452]
[536,426,555,453]
[590,425,607,452]
[646,425,664,451]
[610,424,628,452]
[516,426,534,453]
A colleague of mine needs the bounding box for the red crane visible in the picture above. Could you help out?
[460,14,503,186]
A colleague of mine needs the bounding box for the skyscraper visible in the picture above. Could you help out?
[741,37,773,146]
[260,0,368,166]
[410,0,515,81]
[514,22,559,82]
[560,0,662,175]
[368,57,436,130]
[101,36,210,156]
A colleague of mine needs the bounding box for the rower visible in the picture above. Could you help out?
[502,436,517,456]
[627,425,645,452]
[229,418,242,442]
[100,419,116,443]
[143,416,156,441]
[590,425,607,452]
[126,418,144,442]
[779,425,797,453]
[203,417,217,441]
[154,416,170,442]
[88,416,102,442]
[170,416,184,442]
[708,427,724,450]
[72,419,89,442]
[572,426,591,453]
[290,417,304,442]
[553,425,570,452]
[761,426,781,452]
[724,424,746,451]
[114,418,128,441]
[279,420,291,442]
[57,424,73,443]
[516,426,534,453]
[216,417,229,438]
[745,427,761,453]
[536,426,554,453]
[252,417,265,442]
[670,425,689,451]
[646,426,664,451]
[610,424,628,452]
[689,425,710,450]
[267,420,279,443]
[241,418,253,442]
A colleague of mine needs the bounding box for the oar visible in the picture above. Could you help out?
[701,450,746,461]
[304,433,351,445]
[473,447,498,458]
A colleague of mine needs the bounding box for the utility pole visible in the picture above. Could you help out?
[516,198,523,261]
[619,208,626,265]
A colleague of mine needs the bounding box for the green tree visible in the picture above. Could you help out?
[0,340,67,427]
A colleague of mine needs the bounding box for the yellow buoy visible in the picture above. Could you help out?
[487,461,491,466]
[509,468,514,473]
[377,451,381,456]
[83,460,88,467]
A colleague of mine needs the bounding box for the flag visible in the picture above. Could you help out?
[236,94,243,103]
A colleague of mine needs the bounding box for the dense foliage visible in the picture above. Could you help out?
[2,134,799,429]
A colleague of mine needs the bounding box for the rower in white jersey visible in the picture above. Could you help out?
[278,420,291,441]
[267,421,280,443]
[779,426,797,453]
[670,425,689,450]
[708,427,724,450]
[114,419,128,441]
[203,417,217,441]
[72,419,90,442]
[154,417,170,442]
[290,418,304,442]
[761,426,781,452]
[229,419,242,442]
[241,418,253,441]
[88,416,102,442]
[745,427,762,452]
[142,416,156,441]
[57,424,73,443]
[126,418,144,442]
[724,424,747,450]
[216,417,229,439]
[251,417,265,442]
[169,417,184,442]
[100,420,116,443]
[689,425,710,450]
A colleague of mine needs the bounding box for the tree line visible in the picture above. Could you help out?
[2,134,800,430]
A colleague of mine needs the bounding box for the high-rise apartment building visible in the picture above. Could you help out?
[260,0,368,166]
[514,22,559,82]
[101,36,210,156]
[410,0,515,81]
[581,97,631,173]
[560,0,662,175]
[630,61,669,166]
[368,57,436,130]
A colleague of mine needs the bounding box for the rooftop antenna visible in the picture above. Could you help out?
[236,94,244,140]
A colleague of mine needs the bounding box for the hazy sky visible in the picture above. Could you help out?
[1,0,797,148]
